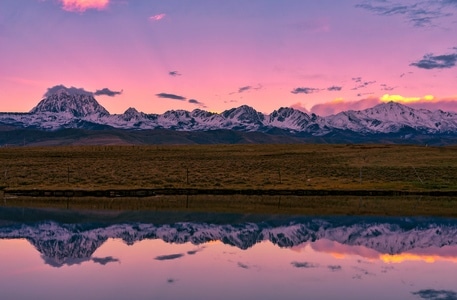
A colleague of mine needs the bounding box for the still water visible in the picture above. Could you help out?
[1,207,457,300]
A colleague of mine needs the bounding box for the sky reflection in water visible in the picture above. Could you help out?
[0,209,457,300]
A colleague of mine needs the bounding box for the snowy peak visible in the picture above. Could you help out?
[2,91,457,139]
[221,105,265,130]
[120,107,145,121]
[30,87,109,117]
[267,107,312,130]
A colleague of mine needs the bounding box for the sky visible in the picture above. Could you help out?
[1,0,456,115]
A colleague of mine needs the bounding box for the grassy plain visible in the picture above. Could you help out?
[1,144,457,191]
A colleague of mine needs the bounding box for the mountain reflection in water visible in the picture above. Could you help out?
[1,207,457,300]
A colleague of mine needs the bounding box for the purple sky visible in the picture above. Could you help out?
[1,0,456,115]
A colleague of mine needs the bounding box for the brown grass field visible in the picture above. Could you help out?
[1,144,457,217]
[1,144,457,191]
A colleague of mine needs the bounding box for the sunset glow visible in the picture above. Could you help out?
[380,94,435,104]
[59,0,109,12]
[0,0,456,114]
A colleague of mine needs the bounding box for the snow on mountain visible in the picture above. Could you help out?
[30,86,109,117]
[1,218,456,267]
[1,87,457,136]
[326,102,457,134]
[221,105,266,130]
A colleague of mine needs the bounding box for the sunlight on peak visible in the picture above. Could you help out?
[380,253,457,264]
[381,94,435,103]
[331,97,345,103]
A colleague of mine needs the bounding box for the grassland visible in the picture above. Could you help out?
[2,144,457,216]
[1,144,457,192]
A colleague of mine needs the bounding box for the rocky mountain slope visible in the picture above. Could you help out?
[1,86,457,145]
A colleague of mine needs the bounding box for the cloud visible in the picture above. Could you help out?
[291,87,321,94]
[410,51,457,69]
[291,261,319,268]
[154,253,185,261]
[44,84,124,98]
[94,88,123,97]
[238,86,252,93]
[411,289,457,300]
[92,256,120,265]
[150,13,166,21]
[59,0,109,12]
[44,84,93,97]
[351,79,376,90]
[169,71,182,77]
[305,94,457,116]
[238,262,249,269]
[328,265,342,272]
[290,102,311,114]
[380,83,397,91]
[231,84,263,94]
[188,99,202,104]
[327,86,342,92]
[156,93,186,100]
[292,18,331,33]
[224,99,238,104]
[355,0,454,27]
[309,97,380,115]
[188,99,206,107]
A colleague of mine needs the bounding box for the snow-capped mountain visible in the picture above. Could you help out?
[1,216,457,267]
[30,87,109,117]
[2,87,457,141]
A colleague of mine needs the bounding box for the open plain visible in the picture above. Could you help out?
[1,144,457,191]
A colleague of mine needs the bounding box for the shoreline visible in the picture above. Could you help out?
[5,187,457,198]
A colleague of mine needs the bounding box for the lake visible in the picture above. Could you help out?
[0,206,456,300]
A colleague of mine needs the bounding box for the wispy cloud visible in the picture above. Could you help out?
[238,86,252,93]
[380,83,396,91]
[327,86,342,92]
[291,87,321,94]
[410,50,457,69]
[291,261,319,268]
[292,85,343,94]
[59,0,110,12]
[150,13,166,21]
[238,262,250,269]
[154,253,184,261]
[169,71,182,77]
[412,289,457,300]
[92,256,120,265]
[351,77,376,90]
[188,99,206,107]
[156,93,186,100]
[328,265,342,272]
[44,84,93,97]
[292,18,331,33]
[356,0,455,27]
[94,88,123,97]
[231,84,263,94]
[298,94,457,116]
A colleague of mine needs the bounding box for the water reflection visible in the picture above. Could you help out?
[1,207,457,299]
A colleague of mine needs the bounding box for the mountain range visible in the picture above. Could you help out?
[1,208,456,267]
[1,86,457,145]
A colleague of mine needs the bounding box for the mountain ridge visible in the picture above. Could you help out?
[1,87,457,145]
[2,217,457,267]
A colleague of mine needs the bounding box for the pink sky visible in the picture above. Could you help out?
[1,0,456,115]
